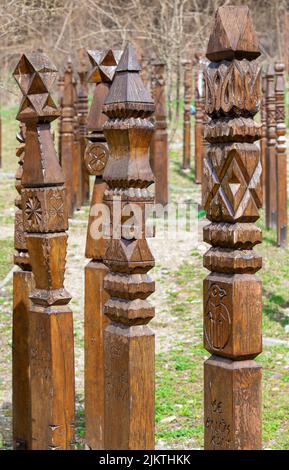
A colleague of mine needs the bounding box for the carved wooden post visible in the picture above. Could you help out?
[78,48,90,205]
[102,43,155,449]
[0,110,2,168]
[203,6,262,450]
[261,74,267,199]
[61,61,75,217]
[195,61,204,184]
[182,60,192,170]
[13,51,75,450]
[150,59,168,205]
[57,76,65,164]
[72,76,82,210]
[265,64,277,229]
[13,124,34,449]
[275,62,287,247]
[84,49,122,450]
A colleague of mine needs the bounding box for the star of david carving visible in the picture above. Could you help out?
[86,49,122,83]
[13,51,59,121]
[203,146,262,222]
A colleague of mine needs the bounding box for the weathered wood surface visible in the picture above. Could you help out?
[182,60,192,170]
[203,5,262,450]
[84,48,122,450]
[78,48,90,206]
[57,76,65,164]
[61,61,75,217]
[150,59,168,205]
[275,62,287,247]
[13,125,34,450]
[195,58,204,184]
[102,43,155,450]
[13,51,75,450]
[265,64,277,229]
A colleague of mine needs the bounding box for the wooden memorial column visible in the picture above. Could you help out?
[275,62,287,247]
[13,51,75,450]
[150,59,168,205]
[265,64,277,229]
[57,76,65,164]
[203,6,262,450]
[61,61,75,217]
[182,60,192,170]
[78,48,90,205]
[102,43,155,449]
[13,125,34,449]
[260,74,267,198]
[84,49,122,450]
[72,76,82,210]
[195,59,204,184]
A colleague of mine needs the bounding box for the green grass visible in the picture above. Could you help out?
[0,238,13,280]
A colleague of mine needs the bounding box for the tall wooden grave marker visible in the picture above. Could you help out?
[61,60,75,217]
[265,64,277,229]
[182,60,192,170]
[102,43,155,449]
[13,124,34,449]
[195,58,204,184]
[13,51,75,450]
[78,48,90,205]
[84,49,122,450]
[261,73,267,198]
[275,62,287,247]
[203,6,262,450]
[150,59,168,205]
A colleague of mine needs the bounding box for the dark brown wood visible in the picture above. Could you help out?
[150,59,168,205]
[57,76,65,164]
[194,59,204,184]
[13,51,75,450]
[261,73,267,199]
[102,43,155,450]
[182,60,192,170]
[61,61,75,217]
[72,76,82,210]
[265,64,277,229]
[84,49,122,450]
[13,125,34,450]
[275,62,287,247]
[78,48,90,205]
[203,5,262,450]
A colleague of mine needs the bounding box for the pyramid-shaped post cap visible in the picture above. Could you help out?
[206,6,260,62]
[104,43,154,109]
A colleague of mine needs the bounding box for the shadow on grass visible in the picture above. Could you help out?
[263,290,289,328]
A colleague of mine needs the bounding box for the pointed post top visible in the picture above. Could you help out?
[206,5,260,62]
[104,43,154,111]
[116,43,142,72]
[86,49,122,83]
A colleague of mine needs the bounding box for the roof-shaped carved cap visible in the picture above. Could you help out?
[103,43,154,116]
[206,6,260,62]
[13,50,59,122]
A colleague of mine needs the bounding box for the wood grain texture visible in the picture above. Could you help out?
[13,51,75,450]
[12,270,34,449]
[182,60,192,170]
[150,60,168,205]
[102,43,155,450]
[78,47,90,205]
[261,74,267,200]
[204,356,262,450]
[84,49,121,449]
[203,6,262,450]
[275,62,287,247]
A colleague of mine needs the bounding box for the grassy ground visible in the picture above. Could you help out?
[0,104,289,450]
